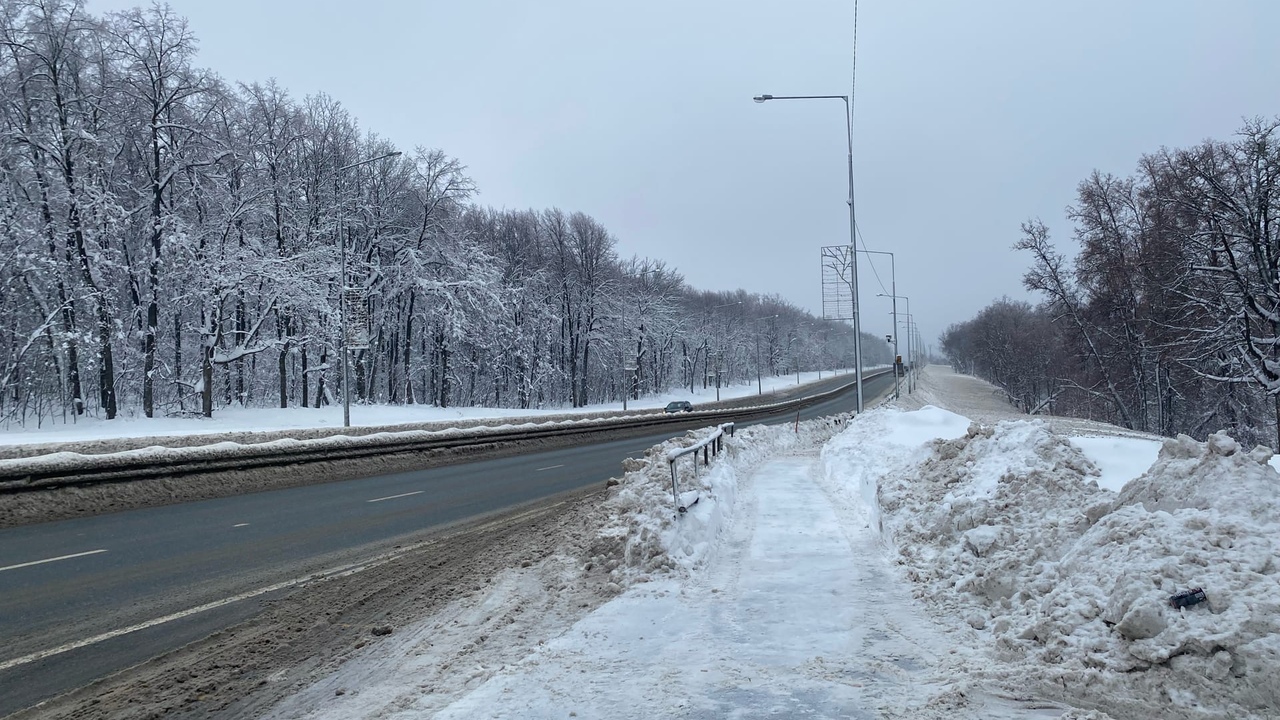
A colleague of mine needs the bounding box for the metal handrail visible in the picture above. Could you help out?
[666,422,735,513]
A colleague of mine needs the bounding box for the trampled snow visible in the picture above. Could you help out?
[265,367,1278,719]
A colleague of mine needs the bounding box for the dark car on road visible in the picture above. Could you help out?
[664,401,694,413]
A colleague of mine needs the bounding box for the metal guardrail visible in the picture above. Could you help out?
[665,422,735,513]
[0,369,891,494]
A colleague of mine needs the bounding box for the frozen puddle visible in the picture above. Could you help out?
[434,457,1064,719]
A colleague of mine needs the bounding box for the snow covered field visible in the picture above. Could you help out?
[264,366,1279,719]
[0,369,862,447]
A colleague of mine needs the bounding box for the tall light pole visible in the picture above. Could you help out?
[704,301,741,396]
[860,250,896,398]
[753,93,863,413]
[336,150,402,427]
[898,313,917,394]
[877,291,908,400]
[752,314,780,395]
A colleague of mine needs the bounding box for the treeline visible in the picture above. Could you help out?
[942,117,1280,447]
[0,1,889,426]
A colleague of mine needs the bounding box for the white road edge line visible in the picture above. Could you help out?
[0,493,573,674]
[0,549,108,573]
[232,523,249,528]
[366,490,424,503]
[534,464,565,472]
[0,535,438,673]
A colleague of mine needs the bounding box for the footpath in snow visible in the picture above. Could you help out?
[266,366,1280,720]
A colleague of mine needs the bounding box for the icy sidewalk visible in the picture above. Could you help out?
[429,456,1062,719]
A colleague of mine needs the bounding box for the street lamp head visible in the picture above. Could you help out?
[752,94,773,103]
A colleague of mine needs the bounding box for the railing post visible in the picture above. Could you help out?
[669,460,679,507]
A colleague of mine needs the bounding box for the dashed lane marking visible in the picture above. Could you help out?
[0,549,108,574]
[366,491,424,503]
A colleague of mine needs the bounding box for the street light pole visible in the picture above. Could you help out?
[754,94,863,413]
[861,250,896,399]
[898,312,916,394]
[336,150,402,427]
[877,290,909,400]
[703,301,741,394]
[751,314,779,395]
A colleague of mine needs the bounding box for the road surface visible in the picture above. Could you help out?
[0,371,898,716]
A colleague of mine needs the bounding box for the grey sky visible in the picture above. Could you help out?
[90,0,1280,350]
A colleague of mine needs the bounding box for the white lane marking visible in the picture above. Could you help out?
[0,537,427,673]
[232,523,249,528]
[0,549,108,573]
[0,495,573,674]
[366,490,424,503]
[534,464,564,472]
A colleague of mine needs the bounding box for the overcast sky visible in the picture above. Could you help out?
[90,0,1280,350]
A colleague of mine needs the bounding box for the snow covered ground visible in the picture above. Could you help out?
[0,368,862,447]
[264,366,1279,719]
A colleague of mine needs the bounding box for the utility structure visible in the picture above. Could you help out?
[336,150,402,427]
[754,93,863,413]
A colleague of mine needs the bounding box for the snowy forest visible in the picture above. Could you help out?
[0,1,892,427]
[941,117,1280,447]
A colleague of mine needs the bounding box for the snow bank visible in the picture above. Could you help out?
[829,408,1280,720]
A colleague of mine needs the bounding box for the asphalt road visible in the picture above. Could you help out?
[0,370,898,716]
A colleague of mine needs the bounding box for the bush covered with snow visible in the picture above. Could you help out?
[856,413,1280,719]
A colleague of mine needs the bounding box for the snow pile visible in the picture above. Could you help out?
[881,420,1108,612]
[590,415,853,589]
[842,409,1280,719]
[819,405,973,536]
[1020,432,1280,714]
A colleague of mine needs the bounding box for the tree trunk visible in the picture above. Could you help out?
[403,292,415,404]
[201,343,213,418]
[277,308,289,408]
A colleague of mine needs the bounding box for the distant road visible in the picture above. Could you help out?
[0,371,897,717]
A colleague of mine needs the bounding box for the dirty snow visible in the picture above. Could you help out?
[265,366,1279,719]
[852,368,1280,720]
